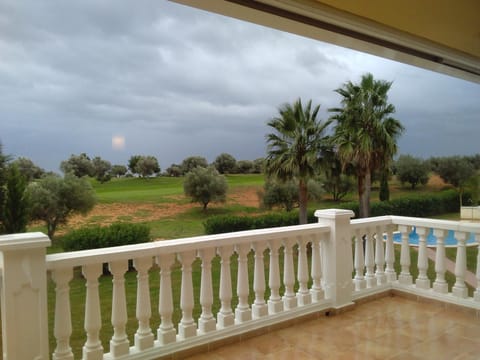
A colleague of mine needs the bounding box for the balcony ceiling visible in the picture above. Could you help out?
[171,0,480,84]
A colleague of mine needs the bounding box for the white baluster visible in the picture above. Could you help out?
[235,243,252,323]
[178,251,197,338]
[310,234,324,302]
[252,242,268,318]
[398,225,413,285]
[364,230,376,288]
[82,263,104,360]
[198,248,216,333]
[109,260,130,358]
[353,229,366,290]
[416,227,430,289]
[217,246,235,327]
[452,231,468,298]
[52,268,74,360]
[296,236,311,306]
[283,238,298,309]
[474,235,480,302]
[375,226,387,285]
[268,239,283,314]
[156,254,176,345]
[133,257,154,351]
[385,225,396,282]
[432,230,448,294]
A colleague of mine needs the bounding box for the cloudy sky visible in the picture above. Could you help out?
[1,1,479,172]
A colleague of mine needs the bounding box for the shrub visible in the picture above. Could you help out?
[204,190,459,234]
[62,222,150,251]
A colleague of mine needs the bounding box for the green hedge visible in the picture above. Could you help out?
[204,190,460,234]
[62,222,151,251]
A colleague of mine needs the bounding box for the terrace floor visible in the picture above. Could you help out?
[185,294,480,360]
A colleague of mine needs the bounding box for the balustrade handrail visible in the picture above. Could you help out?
[46,222,331,269]
[350,215,480,236]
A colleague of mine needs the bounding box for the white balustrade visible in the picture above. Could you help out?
[364,230,376,288]
[415,227,430,289]
[267,239,283,314]
[52,268,74,360]
[432,230,448,294]
[82,263,104,360]
[296,236,312,306]
[133,257,154,351]
[374,225,387,285]
[178,251,197,338]
[156,254,176,345]
[3,215,480,360]
[353,229,366,290]
[475,235,480,302]
[282,238,297,309]
[235,243,252,322]
[109,260,130,358]
[384,225,396,282]
[198,248,216,333]
[252,242,268,318]
[217,245,235,327]
[452,231,468,298]
[310,233,324,301]
[398,225,413,285]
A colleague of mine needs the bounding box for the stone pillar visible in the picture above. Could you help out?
[315,209,355,309]
[0,232,51,360]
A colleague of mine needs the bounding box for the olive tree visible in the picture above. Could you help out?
[183,166,227,211]
[395,154,429,189]
[60,153,94,177]
[28,174,96,238]
[181,156,208,175]
[213,153,237,174]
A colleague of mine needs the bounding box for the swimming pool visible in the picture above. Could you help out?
[391,228,477,247]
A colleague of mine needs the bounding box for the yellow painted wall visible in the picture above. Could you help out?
[316,0,480,57]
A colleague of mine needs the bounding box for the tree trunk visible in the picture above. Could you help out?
[298,179,308,225]
[358,171,371,218]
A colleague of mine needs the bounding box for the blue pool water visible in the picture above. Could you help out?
[392,228,477,247]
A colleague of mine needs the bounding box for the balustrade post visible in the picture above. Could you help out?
[310,233,324,301]
[82,263,104,360]
[109,260,130,358]
[375,226,387,285]
[416,227,430,289]
[133,257,154,351]
[198,248,216,333]
[315,209,355,309]
[452,231,468,298]
[156,254,176,345]
[52,267,74,360]
[235,243,252,323]
[353,229,366,290]
[432,230,448,294]
[364,229,376,288]
[178,251,197,339]
[0,233,50,360]
[296,236,311,306]
[217,246,235,327]
[384,225,397,282]
[267,239,283,314]
[282,238,297,310]
[252,242,268,318]
[474,235,480,302]
[398,225,413,285]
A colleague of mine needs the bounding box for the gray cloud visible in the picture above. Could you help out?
[0,0,479,172]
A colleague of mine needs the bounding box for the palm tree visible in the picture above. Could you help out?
[266,98,331,224]
[330,73,404,218]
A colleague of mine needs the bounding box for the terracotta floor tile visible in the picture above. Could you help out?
[184,296,479,360]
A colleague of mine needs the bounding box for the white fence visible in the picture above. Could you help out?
[0,209,479,359]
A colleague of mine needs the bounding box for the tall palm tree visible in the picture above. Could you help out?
[266,98,331,224]
[330,73,404,218]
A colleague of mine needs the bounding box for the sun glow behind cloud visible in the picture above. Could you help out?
[112,135,126,150]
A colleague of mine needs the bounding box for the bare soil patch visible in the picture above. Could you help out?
[68,186,261,229]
